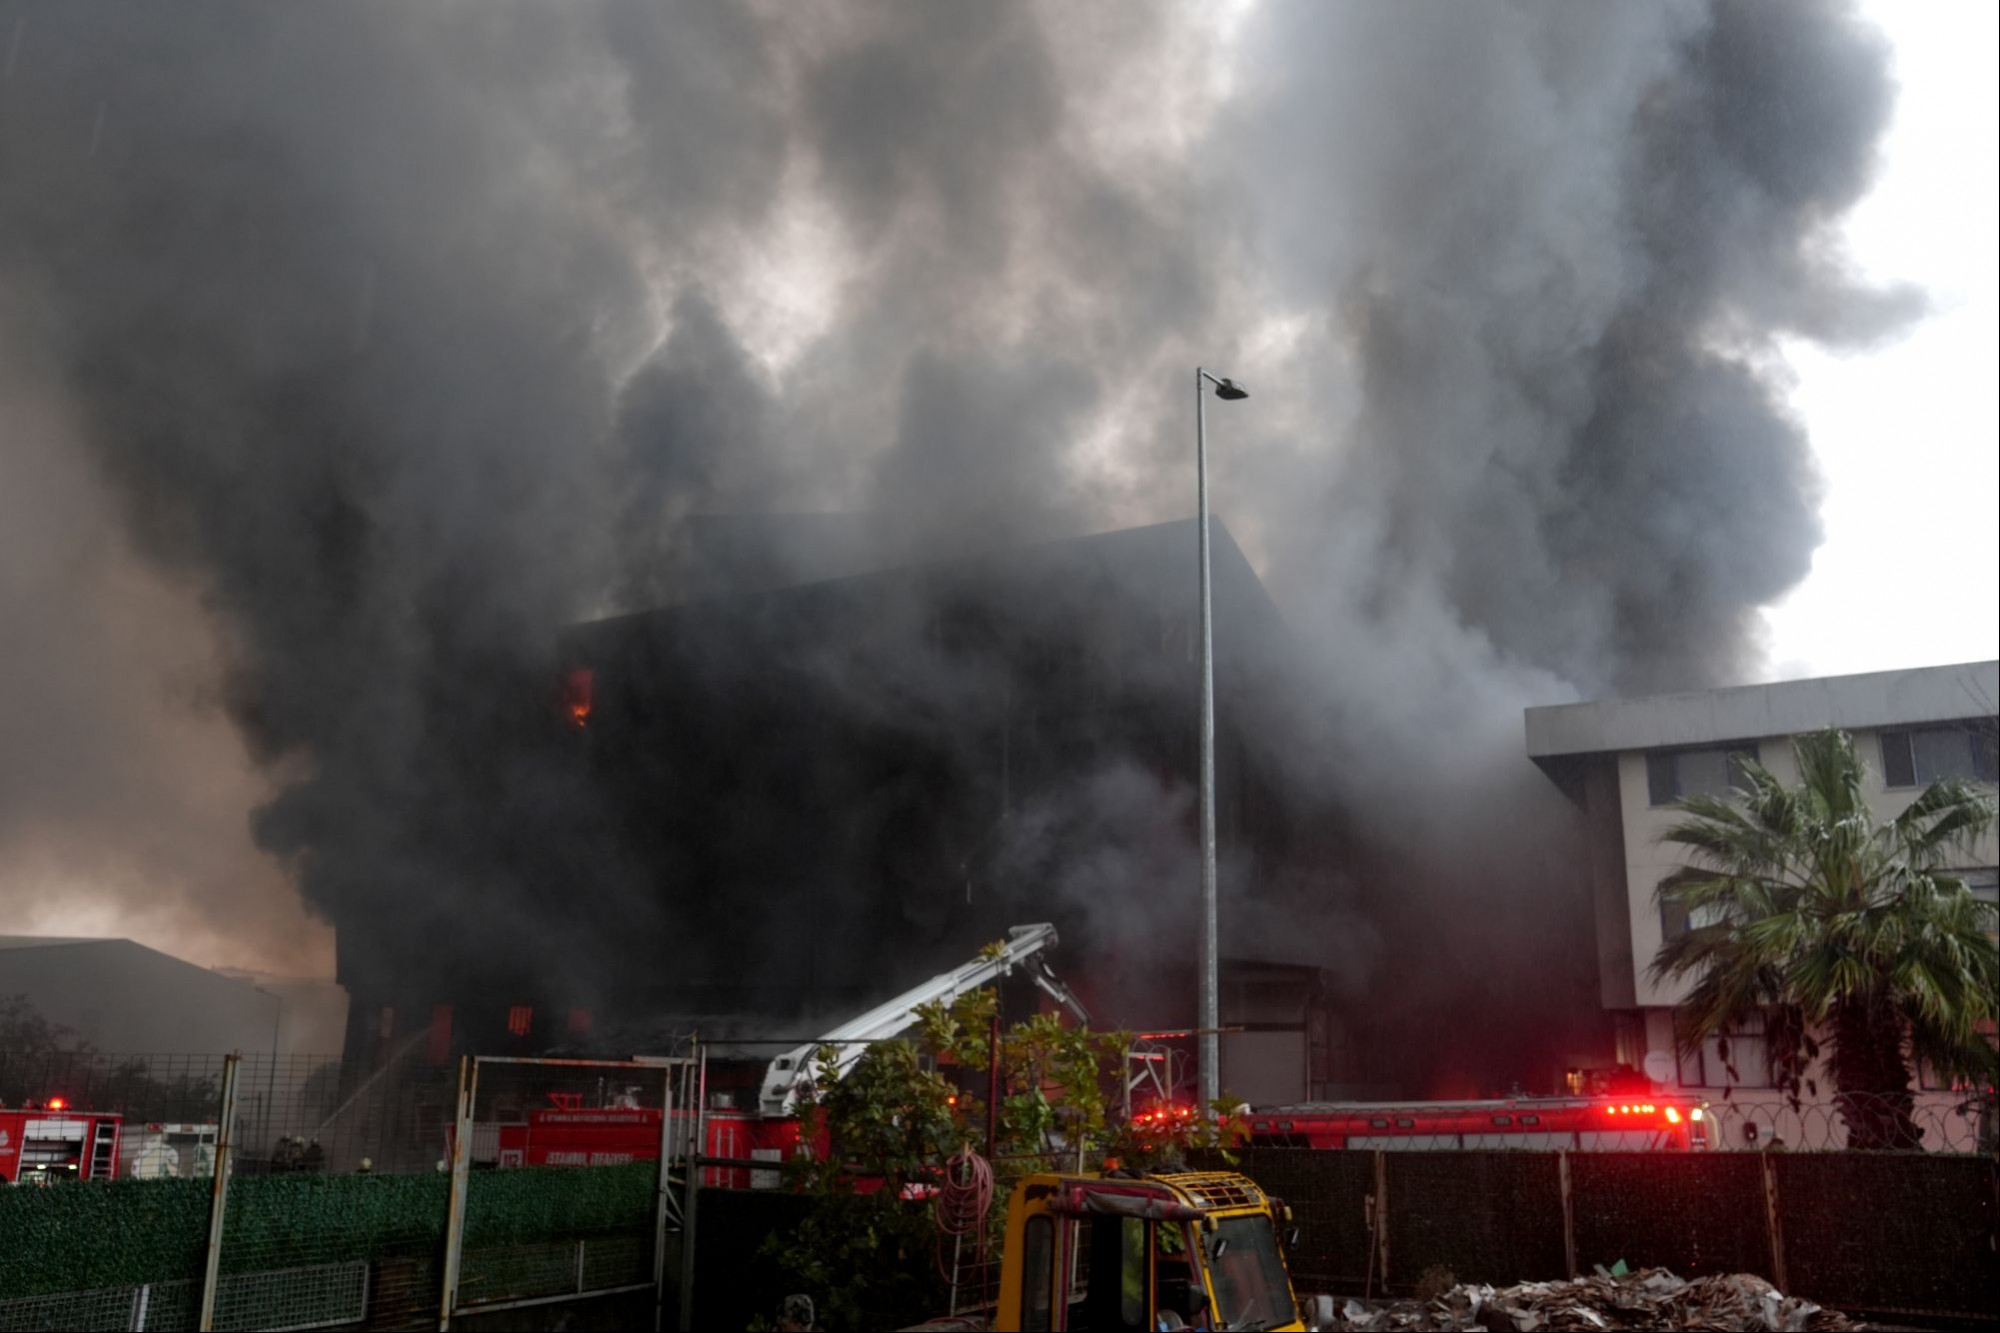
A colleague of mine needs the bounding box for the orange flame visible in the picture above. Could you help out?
[563,668,594,729]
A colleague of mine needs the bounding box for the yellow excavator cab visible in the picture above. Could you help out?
[991,1169,1314,1332]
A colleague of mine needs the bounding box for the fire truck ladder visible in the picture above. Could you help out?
[87,1121,118,1181]
[758,922,1088,1116]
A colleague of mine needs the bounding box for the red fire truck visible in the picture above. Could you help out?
[1226,1094,1709,1151]
[465,1092,812,1189]
[462,924,1084,1186]
[0,1100,124,1185]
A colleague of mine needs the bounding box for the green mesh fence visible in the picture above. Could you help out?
[0,1178,210,1299]
[461,1162,655,1244]
[216,1171,451,1330]
[0,1163,663,1331]
[454,1164,660,1312]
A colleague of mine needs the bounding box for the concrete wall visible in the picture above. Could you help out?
[1619,726,1998,1009]
[1527,659,1999,759]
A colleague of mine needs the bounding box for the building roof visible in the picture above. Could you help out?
[564,515,1290,677]
[1525,659,1999,761]
[0,935,104,950]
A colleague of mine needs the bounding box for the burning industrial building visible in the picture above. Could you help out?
[337,518,1356,1101]
[0,3,1922,1102]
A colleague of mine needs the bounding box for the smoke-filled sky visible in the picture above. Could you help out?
[0,1,1990,982]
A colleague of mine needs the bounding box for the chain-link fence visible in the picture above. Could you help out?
[440,1055,690,1326]
[0,1047,459,1179]
[0,1048,723,1331]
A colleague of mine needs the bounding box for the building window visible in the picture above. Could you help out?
[506,1005,533,1038]
[1693,1016,1773,1089]
[1018,1215,1055,1332]
[1922,1016,1998,1091]
[1880,720,1999,788]
[1646,744,1758,806]
[378,1006,396,1041]
[1963,868,1998,945]
[1659,895,1728,943]
[1963,867,1999,905]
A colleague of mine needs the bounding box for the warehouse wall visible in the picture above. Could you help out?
[0,939,278,1053]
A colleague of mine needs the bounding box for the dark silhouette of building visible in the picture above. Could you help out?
[339,519,1345,1104]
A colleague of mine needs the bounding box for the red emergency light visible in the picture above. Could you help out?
[47,1097,68,1111]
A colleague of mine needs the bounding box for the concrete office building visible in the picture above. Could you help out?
[1526,660,1998,1146]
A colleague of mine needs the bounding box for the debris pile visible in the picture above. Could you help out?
[1330,1268,1862,1332]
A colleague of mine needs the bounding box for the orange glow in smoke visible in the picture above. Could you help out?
[564,668,594,729]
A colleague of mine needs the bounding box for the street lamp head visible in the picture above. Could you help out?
[1212,377,1248,401]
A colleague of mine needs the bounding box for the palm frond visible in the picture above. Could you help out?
[1646,725,1998,1107]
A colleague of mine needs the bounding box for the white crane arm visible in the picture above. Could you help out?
[758,922,1087,1116]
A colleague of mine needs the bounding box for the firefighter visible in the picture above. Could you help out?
[774,1293,816,1331]
[300,1138,325,1173]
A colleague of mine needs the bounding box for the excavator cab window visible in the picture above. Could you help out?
[1068,1214,1148,1331]
[1022,1215,1056,1332]
[1204,1214,1296,1330]
[1153,1223,1197,1331]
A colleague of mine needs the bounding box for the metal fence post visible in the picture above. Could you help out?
[651,1061,677,1333]
[438,1056,477,1331]
[1372,1148,1390,1294]
[196,1052,242,1333]
[1557,1151,1577,1280]
[676,1044,706,1333]
[1759,1150,1788,1293]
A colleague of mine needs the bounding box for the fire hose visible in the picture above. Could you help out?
[935,1145,995,1299]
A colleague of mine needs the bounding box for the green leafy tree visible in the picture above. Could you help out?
[1651,728,1999,1150]
[1,994,84,1107]
[2,996,222,1120]
[1,994,77,1052]
[764,955,1243,1328]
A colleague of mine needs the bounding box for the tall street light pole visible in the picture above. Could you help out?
[1194,367,1247,1111]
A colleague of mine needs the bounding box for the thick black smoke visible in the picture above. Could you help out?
[0,3,1914,1086]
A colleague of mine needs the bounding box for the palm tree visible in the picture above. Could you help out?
[1650,728,1998,1150]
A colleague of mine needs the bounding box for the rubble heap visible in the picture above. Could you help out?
[1331,1268,1862,1332]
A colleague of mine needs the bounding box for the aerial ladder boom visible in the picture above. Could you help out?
[759,922,1088,1115]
